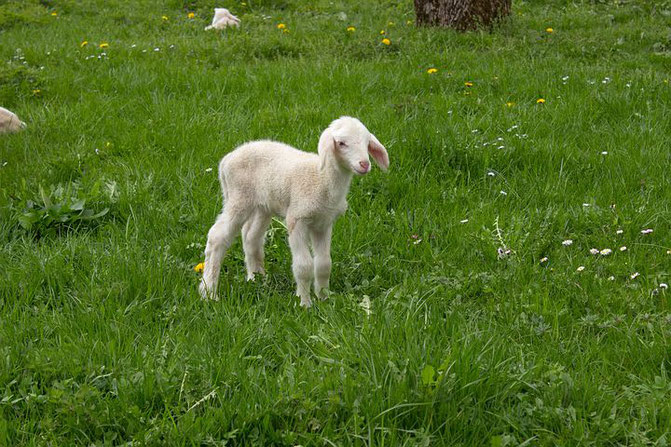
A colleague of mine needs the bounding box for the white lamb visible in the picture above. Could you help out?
[0,107,26,134]
[200,116,390,307]
[204,8,240,30]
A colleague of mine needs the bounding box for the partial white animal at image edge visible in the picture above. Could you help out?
[205,8,240,30]
[199,116,390,308]
[0,107,26,134]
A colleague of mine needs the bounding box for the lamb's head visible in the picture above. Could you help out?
[318,116,389,175]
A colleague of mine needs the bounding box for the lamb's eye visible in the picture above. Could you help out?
[338,141,347,148]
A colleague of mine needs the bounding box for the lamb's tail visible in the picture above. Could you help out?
[218,156,230,203]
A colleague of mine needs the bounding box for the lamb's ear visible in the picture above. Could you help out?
[368,133,389,172]
[318,128,335,170]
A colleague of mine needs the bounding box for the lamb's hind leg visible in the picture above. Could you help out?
[200,203,249,299]
[242,210,271,281]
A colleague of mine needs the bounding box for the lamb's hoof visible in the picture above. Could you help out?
[299,298,312,308]
[199,281,218,301]
[246,270,266,282]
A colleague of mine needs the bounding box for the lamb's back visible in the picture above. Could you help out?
[220,140,319,214]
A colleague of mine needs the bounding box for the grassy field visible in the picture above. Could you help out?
[1,0,671,444]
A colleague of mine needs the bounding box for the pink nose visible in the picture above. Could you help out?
[359,161,370,171]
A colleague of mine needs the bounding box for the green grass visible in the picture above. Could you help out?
[1,0,671,444]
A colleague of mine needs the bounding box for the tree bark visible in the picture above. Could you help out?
[414,0,511,31]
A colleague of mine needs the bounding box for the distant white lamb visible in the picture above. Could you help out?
[200,117,389,307]
[0,107,26,134]
[204,8,240,30]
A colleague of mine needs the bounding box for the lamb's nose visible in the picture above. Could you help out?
[359,161,370,171]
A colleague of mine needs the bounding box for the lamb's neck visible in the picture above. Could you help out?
[322,161,353,204]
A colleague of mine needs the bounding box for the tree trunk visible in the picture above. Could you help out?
[414,0,511,31]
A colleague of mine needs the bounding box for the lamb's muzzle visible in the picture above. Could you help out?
[0,107,26,134]
[199,116,390,307]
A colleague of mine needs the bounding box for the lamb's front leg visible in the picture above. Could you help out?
[310,225,332,300]
[288,219,313,307]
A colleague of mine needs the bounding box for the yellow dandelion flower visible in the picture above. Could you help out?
[506,101,514,107]
[194,262,205,273]
[537,98,546,104]
[277,23,286,29]
[381,38,391,45]
[282,28,289,33]
[546,27,554,33]
[32,89,41,95]
[464,81,473,87]
[187,12,195,19]
[99,42,109,49]
[347,26,356,32]
[162,15,168,21]
[427,68,438,74]
[51,12,58,17]
[80,40,88,47]
[380,29,385,35]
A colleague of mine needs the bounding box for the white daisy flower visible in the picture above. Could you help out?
[562,239,573,246]
[359,296,371,316]
[641,229,654,234]
[589,248,599,255]
[608,276,615,281]
[460,219,469,224]
[577,266,585,272]
[630,272,640,280]
[600,248,612,256]
[619,246,627,252]
[540,257,548,263]
[616,229,623,235]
